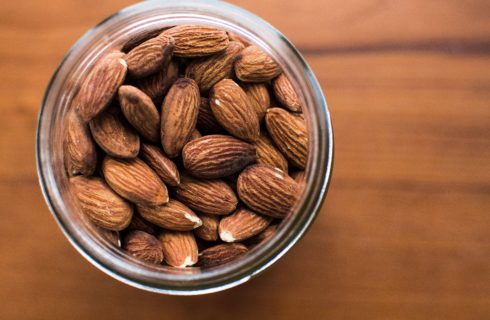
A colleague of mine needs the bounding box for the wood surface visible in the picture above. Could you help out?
[0,0,489,319]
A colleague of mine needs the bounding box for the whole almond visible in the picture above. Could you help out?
[182,135,256,179]
[121,27,168,53]
[70,176,133,231]
[174,175,238,215]
[272,73,302,112]
[63,108,97,176]
[140,144,180,187]
[161,78,200,158]
[74,51,127,121]
[102,156,169,206]
[198,243,248,268]
[159,231,198,268]
[185,41,245,93]
[118,85,160,142]
[137,60,178,102]
[124,33,174,78]
[243,83,270,123]
[196,97,223,133]
[194,214,219,242]
[126,213,158,235]
[163,25,229,58]
[189,129,202,141]
[123,230,163,264]
[245,224,278,247]
[265,108,308,169]
[234,46,281,82]
[89,107,140,159]
[210,79,260,142]
[237,164,300,218]
[254,133,288,172]
[137,199,202,231]
[219,208,271,242]
[92,224,121,247]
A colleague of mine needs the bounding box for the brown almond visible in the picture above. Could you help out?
[196,97,223,133]
[194,214,219,242]
[89,107,140,159]
[243,83,270,123]
[265,108,308,169]
[92,224,121,247]
[227,32,251,47]
[140,144,180,187]
[159,231,198,267]
[102,157,169,206]
[70,176,133,231]
[234,46,281,82]
[137,60,178,102]
[163,25,229,58]
[182,135,256,179]
[137,199,202,231]
[245,224,278,247]
[198,243,248,268]
[272,73,302,112]
[123,230,163,264]
[126,213,159,235]
[210,79,259,142]
[121,27,168,53]
[189,129,202,141]
[219,208,271,242]
[118,85,160,142]
[161,78,200,158]
[185,41,245,93]
[254,133,288,172]
[237,164,299,218]
[63,108,97,176]
[174,175,238,215]
[74,51,127,121]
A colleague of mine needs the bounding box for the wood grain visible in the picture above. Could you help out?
[0,0,489,319]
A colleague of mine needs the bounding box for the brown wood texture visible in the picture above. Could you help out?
[1,0,489,319]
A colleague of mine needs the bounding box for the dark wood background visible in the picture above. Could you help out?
[0,1,489,319]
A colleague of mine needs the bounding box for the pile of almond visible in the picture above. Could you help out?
[65,25,308,269]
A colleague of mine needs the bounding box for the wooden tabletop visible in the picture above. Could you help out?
[1,1,489,319]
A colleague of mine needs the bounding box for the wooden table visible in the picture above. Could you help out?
[1,1,489,319]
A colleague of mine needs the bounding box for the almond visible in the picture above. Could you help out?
[189,129,202,141]
[89,107,140,159]
[163,25,229,57]
[124,33,174,78]
[227,32,251,47]
[243,83,270,123]
[137,199,202,231]
[254,133,288,172]
[272,73,302,112]
[159,231,198,267]
[174,175,238,215]
[140,144,180,187]
[121,27,168,53]
[196,97,223,133]
[219,208,271,242]
[161,78,200,158]
[237,164,299,218]
[182,135,256,179]
[63,108,97,176]
[198,243,248,268]
[210,79,259,142]
[118,85,160,142]
[265,108,308,169]
[137,60,178,102]
[74,51,127,121]
[70,176,133,231]
[194,214,219,242]
[126,213,158,235]
[92,224,121,247]
[123,230,163,264]
[234,46,281,82]
[245,224,278,247]
[102,156,169,206]
[185,41,244,93]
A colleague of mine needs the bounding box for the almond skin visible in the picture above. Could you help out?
[245,224,278,247]
[243,83,270,123]
[265,108,308,169]
[219,208,271,242]
[102,156,169,206]
[210,79,260,142]
[159,231,198,268]
[70,176,133,231]
[194,214,219,242]
[237,164,300,218]
[137,60,178,102]
[185,41,245,93]
[189,129,202,141]
[254,133,288,172]
[163,25,229,58]
[89,107,140,159]
[196,97,223,133]
[92,224,121,247]
[234,46,281,82]
[118,85,160,142]
[123,231,164,264]
[124,33,174,78]
[161,78,200,158]
[272,73,302,112]
[121,27,168,53]
[140,144,180,187]
[137,199,202,231]
[126,213,159,235]
[63,108,97,176]
[198,243,248,268]
[227,32,251,47]
[174,175,238,215]
[74,51,127,121]
[182,135,256,179]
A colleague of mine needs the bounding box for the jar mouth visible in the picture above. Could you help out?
[36,0,334,295]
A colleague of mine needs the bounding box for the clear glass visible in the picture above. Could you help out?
[36,0,333,295]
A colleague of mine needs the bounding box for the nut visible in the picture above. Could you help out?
[137,199,202,231]
[123,230,164,264]
[159,231,198,268]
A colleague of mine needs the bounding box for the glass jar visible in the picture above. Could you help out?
[36,0,333,295]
